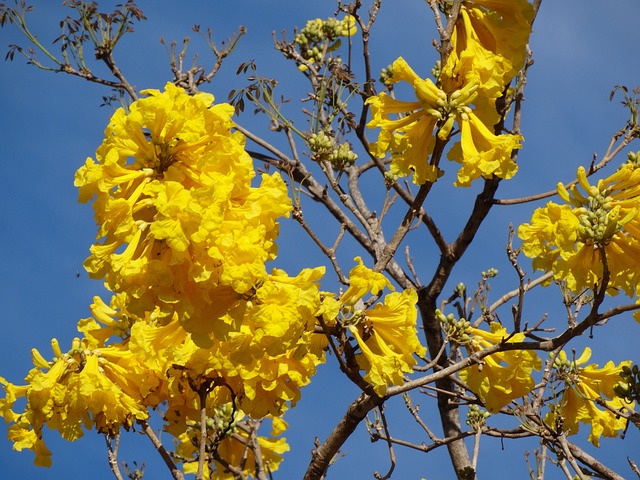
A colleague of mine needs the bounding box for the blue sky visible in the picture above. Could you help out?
[1,1,639,479]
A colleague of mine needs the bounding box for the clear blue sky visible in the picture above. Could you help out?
[1,1,639,479]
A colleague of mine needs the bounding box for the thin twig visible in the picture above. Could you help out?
[404,393,439,442]
[557,434,587,480]
[373,406,396,480]
[138,419,185,480]
[488,272,553,313]
[471,428,482,471]
[197,388,208,480]
[629,457,640,478]
[105,434,125,480]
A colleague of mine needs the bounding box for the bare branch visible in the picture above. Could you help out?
[138,420,185,480]
[304,393,383,480]
[105,434,125,480]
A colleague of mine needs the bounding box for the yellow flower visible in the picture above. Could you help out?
[460,322,541,412]
[12,82,332,468]
[5,426,52,467]
[0,337,151,465]
[441,1,534,125]
[77,294,135,345]
[448,110,522,186]
[545,348,633,446]
[339,14,357,37]
[340,256,393,306]
[327,257,425,396]
[349,289,427,396]
[518,163,640,295]
[75,83,298,336]
[366,57,522,186]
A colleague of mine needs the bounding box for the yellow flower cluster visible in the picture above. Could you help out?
[518,162,640,298]
[459,322,541,412]
[441,0,534,125]
[366,0,532,186]
[1,84,327,472]
[321,257,426,396]
[0,337,150,467]
[75,83,295,336]
[545,348,633,447]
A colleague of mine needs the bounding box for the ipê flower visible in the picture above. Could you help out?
[0,336,151,466]
[366,57,522,186]
[322,257,426,396]
[545,347,633,447]
[518,161,640,296]
[441,0,534,125]
[74,83,298,339]
[459,322,541,412]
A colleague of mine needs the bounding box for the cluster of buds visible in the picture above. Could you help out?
[329,142,358,170]
[31,337,85,371]
[388,61,479,141]
[436,309,471,344]
[295,15,356,66]
[466,404,490,429]
[308,131,334,157]
[573,190,619,247]
[383,170,399,187]
[552,351,574,372]
[431,60,442,80]
[627,150,640,168]
[210,403,239,434]
[481,268,499,280]
[431,81,479,140]
[379,63,393,86]
[568,169,619,246]
[558,166,635,247]
[614,363,640,404]
[550,351,582,387]
[308,131,357,170]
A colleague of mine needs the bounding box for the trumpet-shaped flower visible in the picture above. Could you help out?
[74,83,300,339]
[460,322,541,412]
[448,110,522,186]
[545,348,633,446]
[323,257,426,396]
[366,57,522,186]
[349,289,426,396]
[0,337,150,465]
[441,1,534,125]
[518,163,640,295]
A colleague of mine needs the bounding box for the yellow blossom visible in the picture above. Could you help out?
[448,110,522,186]
[324,257,425,396]
[518,163,640,295]
[340,256,393,306]
[74,83,299,337]
[0,337,150,465]
[460,322,541,412]
[349,289,427,396]
[441,1,534,124]
[545,348,633,446]
[366,57,522,186]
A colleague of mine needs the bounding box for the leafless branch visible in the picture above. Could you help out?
[105,434,125,480]
[138,419,185,480]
